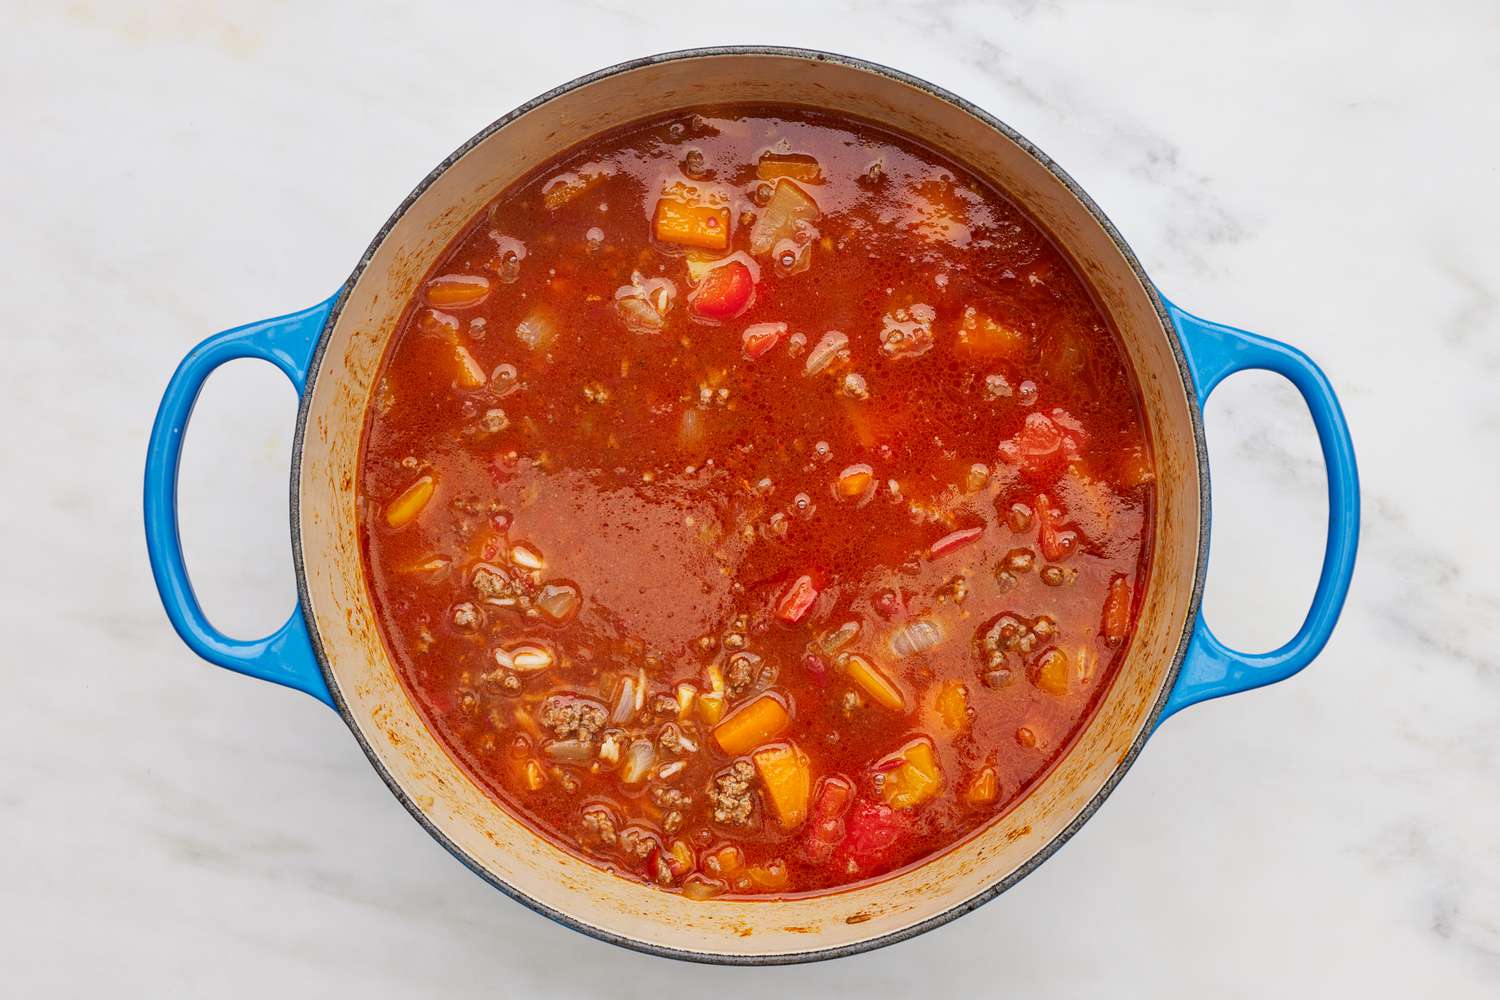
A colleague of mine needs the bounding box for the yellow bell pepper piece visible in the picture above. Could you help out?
[424,273,490,309]
[844,653,906,712]
[384,475,436,528]
[653,199,730,250]
[712,693,790,755]
[879,738,944,810]
[964,765,999,807]
[935,679,970,733]
[1032,648,1070,696]
[752,743,812,829]
[956,306,1027,357]
[745,860,790,891]
[756,153,822,184]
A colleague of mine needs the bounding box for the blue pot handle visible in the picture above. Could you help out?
[1158,297,1359,721]
[144,296,340,707]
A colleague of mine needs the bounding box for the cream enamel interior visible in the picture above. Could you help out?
[294,52,1203,960]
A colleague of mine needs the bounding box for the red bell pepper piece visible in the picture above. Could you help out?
[690,260,754,321]
[741,322,786,359]
[929,526,983,560]
[775,574,820,623]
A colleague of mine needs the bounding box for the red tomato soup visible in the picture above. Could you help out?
[359,106,1154,898]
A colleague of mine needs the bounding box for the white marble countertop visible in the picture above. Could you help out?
[4,1,1498,995]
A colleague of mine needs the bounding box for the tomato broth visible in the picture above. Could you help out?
[359,106,1154,898]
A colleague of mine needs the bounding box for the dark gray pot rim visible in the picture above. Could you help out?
[288,44,1209,966]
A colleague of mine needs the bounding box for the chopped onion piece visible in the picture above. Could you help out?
[620,739,657,785]
[750,179,820,255]
[610,675,638,724]
[542,739,594,764]
[499,643,555,672]
[817,620,861,656]
[510,542,545,571]
[742,322,787,360]
[598,731,623,766]
[453,345,487,388]
[888,618,945,659]
[534,581,581,625]
[804,331,849,377]
[614,272,677,334]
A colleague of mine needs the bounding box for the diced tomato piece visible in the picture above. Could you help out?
[803,776,855,863]
[998,411,1082,475]
[691,260,755,321]
[742,322,786,359]
[839,799,908,869]
[775,574,820,623]
[929,526,983,559]
[812,775,855,821]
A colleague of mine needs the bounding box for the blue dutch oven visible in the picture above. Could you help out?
[145,48,1358,963]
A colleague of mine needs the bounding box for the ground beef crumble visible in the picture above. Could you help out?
[539,695,606,743]
[708,759,758,827]
[650,785,693,811]
[724,652,757,697]
[472,564,528,607]
[724,651,776,699]
[617,825,662,861]
[580,804,617,848]
[451,602,480,629]
[657,722,698,755]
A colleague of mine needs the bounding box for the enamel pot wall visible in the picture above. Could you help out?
[144,48,1359,963]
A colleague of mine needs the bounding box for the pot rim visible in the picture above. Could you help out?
[288,44,1210,965]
